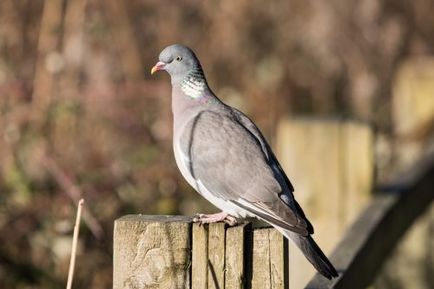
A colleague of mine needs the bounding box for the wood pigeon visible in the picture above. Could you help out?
[151,44,338,279]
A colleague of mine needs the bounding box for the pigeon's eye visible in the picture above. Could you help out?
[176,56,182,61]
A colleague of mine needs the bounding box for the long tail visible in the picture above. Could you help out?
[282,230,338,279]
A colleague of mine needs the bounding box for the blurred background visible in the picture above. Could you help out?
[0,0,433,288]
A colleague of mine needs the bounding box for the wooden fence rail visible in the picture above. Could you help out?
[305,151,434,289]
[113,152,433,289]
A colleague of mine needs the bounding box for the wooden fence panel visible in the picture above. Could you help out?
[276,118,374,289]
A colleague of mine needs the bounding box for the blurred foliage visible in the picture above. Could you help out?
[0,0,433,288]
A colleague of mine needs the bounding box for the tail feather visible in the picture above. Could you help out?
[282,230,338,279]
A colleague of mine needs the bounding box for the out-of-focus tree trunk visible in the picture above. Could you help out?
[105,0,143,82]
[31,0,64,126]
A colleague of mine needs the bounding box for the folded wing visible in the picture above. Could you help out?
[179,108,311,236]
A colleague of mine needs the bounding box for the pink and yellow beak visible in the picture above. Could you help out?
[151,61,167,75]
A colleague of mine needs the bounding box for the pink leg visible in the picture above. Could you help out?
[193,212,238,226]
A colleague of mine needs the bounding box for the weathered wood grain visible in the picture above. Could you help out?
[113,215,191,289]
[250,228,271,289]
[113,219,290,289]
[269,229,288,289]
[192,223,208,289]
[250,228,287,289]
[225,223,250,289]
[208,223,227,289]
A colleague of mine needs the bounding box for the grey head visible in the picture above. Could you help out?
[151,44,208,97]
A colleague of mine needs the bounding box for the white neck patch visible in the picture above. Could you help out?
[181,77,206,99]
[181,67,207,99]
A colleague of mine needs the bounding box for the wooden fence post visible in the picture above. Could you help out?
[114,217,288,289]
[113,215,192,289]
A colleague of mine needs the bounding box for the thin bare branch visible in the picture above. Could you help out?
[44,156,104,240]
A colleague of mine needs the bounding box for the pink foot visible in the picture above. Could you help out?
[193,212,238,226]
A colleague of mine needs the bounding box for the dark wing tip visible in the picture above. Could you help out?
[305,235,338,279]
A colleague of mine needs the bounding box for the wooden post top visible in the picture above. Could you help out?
[116,214,193,223]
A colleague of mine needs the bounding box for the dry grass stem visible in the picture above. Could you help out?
[66,198,84,289]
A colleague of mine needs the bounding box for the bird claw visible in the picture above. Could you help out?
[192,212,238,226]
[223,215,238,226]
[192,213,205,224]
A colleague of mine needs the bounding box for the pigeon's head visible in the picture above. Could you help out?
[151,44,203,84]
